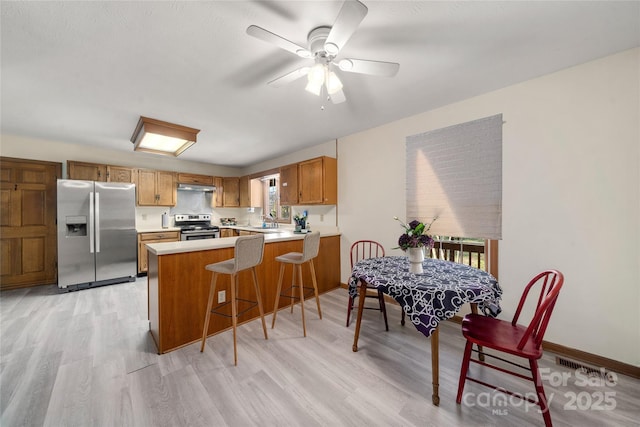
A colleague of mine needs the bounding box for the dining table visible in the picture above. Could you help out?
[349,255,502,406]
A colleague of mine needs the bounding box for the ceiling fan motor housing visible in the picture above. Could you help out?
[307,26,332,58]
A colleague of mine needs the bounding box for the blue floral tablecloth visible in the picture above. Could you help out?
[349,256,502,338]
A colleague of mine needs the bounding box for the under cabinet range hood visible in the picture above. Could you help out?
[177,183,216,192]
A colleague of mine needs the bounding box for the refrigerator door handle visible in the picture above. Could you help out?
[95,191,101,253]
[89,191,95,253]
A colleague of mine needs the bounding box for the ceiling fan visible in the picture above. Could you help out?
[246,0,399,104]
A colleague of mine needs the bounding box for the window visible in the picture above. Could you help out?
[262,175,290,222]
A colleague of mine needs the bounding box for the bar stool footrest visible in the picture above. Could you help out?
[279,285,315,301]
[210,298,259,318]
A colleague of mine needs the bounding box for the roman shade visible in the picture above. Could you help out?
[406,114,502,240]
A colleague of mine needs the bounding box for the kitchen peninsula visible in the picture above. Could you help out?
[146,231,340,353]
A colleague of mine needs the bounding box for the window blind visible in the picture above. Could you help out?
[406,114,502,240]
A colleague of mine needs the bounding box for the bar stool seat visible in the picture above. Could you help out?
[200,234,267,365]
[271,231,322,337]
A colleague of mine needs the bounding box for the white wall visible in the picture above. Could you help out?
[337,48,640,367]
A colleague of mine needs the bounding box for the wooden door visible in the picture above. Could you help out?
[212,177,224,207]
[107,165,134,183]
[136,169,158,205]
[239,175,250,207]
[67,161,106,181]
[279,163,298,205]
[223,177,240,207]
[1,157,61,289]
[298,158,324,204]
[155,171,176,206]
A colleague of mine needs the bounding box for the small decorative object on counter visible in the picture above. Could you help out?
[220,217,237,226]
[293,212,307,231]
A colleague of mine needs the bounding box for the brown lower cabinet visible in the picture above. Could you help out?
[219,228,234,238]
[137,231,180,274]
[147,235,340,354]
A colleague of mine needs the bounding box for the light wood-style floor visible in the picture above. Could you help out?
[1,277,638,426]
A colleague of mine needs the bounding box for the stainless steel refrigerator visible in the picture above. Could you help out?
[57,179,137,290]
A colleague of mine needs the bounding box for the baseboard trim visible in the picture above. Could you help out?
[448,315,640,379]
[340,283,639,379]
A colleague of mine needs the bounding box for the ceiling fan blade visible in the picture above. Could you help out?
[330,88,346,104]
[338,58,400,77]
[268,67,310,88]
[324,0,368,55]
[247,25,311,58]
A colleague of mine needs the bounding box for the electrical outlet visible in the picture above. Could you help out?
[218,290,226,303]
[320,214,324,222]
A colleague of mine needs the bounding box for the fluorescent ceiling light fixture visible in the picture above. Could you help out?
[131,116,200,157]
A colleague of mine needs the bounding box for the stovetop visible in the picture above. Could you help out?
[175,214,218,231]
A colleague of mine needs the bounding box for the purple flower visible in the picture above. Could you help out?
[394,216,438,250]
[408,220,421,230]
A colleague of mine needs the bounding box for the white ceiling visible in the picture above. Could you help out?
[2,1,639,167]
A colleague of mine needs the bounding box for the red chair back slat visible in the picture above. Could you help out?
[512,270,564,350]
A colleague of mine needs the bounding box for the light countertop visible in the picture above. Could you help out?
[146,230,341,256]
[137,227,181,233]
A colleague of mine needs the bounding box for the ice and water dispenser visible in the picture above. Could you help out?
[65,215,87,237]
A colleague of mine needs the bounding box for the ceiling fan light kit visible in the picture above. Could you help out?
[246,0,399,105]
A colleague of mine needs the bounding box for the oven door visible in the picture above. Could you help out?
[180,230,220,241]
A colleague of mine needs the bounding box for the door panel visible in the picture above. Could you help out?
[22,237,44,273]
[0,189,10,226]
[22,189,46,225]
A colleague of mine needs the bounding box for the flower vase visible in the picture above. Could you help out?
[407,247,424,274]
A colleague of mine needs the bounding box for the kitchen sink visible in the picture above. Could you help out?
[249,226,282,233]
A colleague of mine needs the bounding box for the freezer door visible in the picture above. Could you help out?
[57,179,96,288]
[94,182,136,281]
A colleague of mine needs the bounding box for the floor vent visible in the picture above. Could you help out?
[555,356,616,385]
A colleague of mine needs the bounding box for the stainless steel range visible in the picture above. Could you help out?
[175,214,220,241]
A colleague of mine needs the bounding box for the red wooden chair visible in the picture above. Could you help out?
[347,240,388,330]
[456,270,564,427]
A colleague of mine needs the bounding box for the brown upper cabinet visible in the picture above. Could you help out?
[136,169,176,206]
[68,161,105,181]
[279,163,298,205]
[239,176,263,208]
[177,173,214,185]
[297,156,337,205]
[212,177,224,207]
[67,161,134,183]
[107,165,135,183]
[222,177,240,207]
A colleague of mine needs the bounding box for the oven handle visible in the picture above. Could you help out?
[181,231,220,241]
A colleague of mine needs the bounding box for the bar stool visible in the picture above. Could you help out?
[200,234,267,365]
[271,231,322,337]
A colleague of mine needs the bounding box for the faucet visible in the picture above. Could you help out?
[262,215,278,228]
